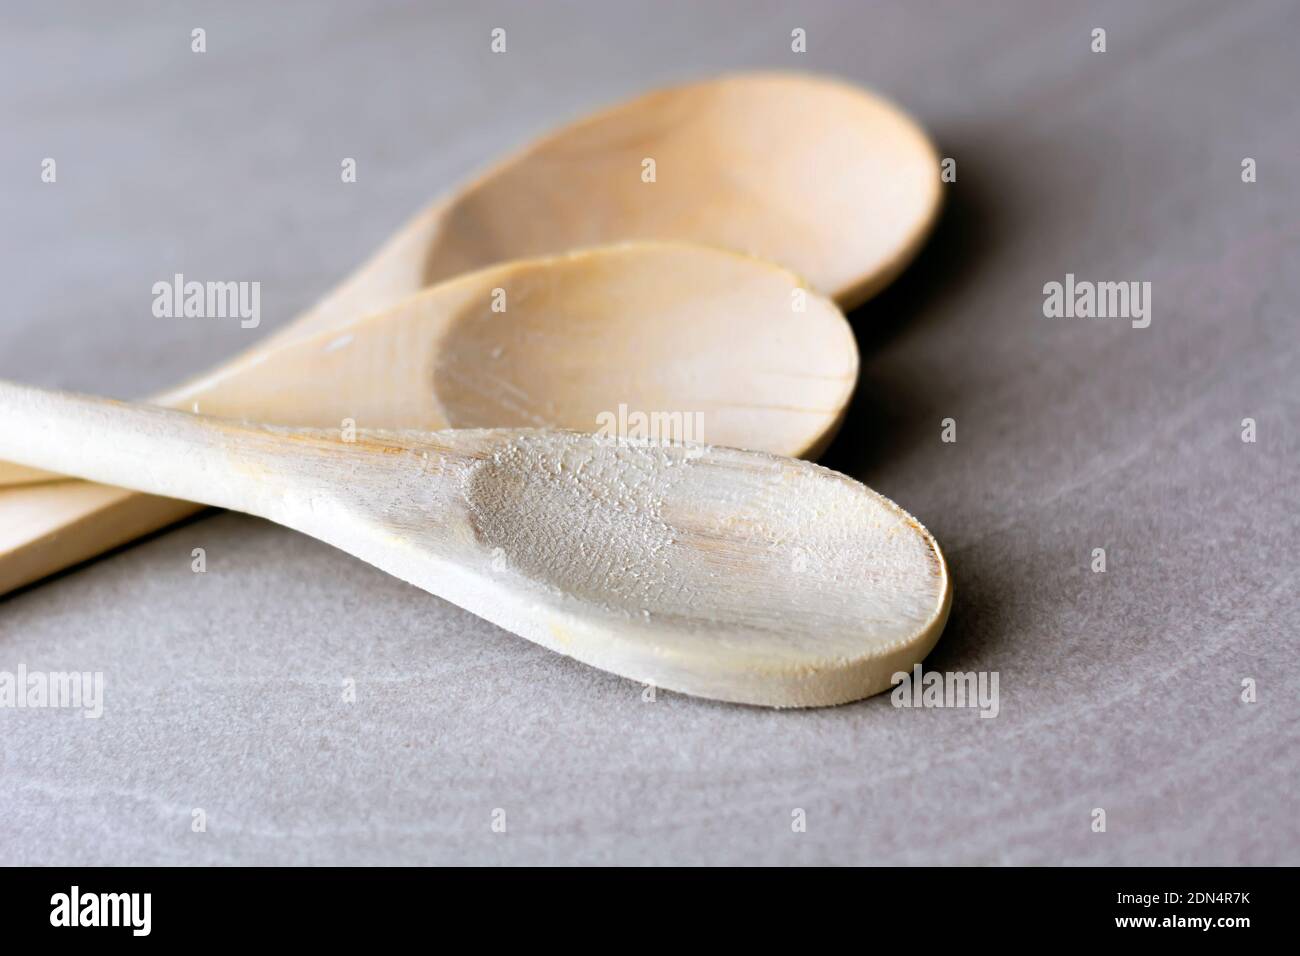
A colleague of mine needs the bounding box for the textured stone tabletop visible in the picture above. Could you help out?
[1,0,1296,865]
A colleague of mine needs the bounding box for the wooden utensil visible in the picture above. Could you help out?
[0,243,856,594]
[0,69,940,591]
[1,69,937,491]
[0,379,950,707]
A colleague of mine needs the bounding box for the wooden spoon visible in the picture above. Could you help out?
[0,380,950,707]
[0,70,939,593]
[0,242,856,595]
[0,69,937,490]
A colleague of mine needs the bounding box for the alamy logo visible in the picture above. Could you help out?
[595,403,704,448]
[0,664,103,718]
[1042,273,1151,328]
[891,664,999,718]
[50,886,151,936]
[152,273,261,328]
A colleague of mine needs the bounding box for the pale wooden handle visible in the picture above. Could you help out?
[0,351,250,489]
[0,331,305,488]
[0,380,276,515]
[0,358,255,488]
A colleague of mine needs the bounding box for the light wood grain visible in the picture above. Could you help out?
[0,379,950,707]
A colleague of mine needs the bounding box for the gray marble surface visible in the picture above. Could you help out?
[1,0,1296,865]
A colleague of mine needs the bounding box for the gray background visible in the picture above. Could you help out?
[1,0,1296,865]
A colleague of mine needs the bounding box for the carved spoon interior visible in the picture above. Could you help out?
[0,380,950,708]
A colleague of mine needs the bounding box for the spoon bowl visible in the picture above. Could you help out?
[451,431,951,705]
[266,70,942,354]
[169,241,857,455]
[419,71,942,308]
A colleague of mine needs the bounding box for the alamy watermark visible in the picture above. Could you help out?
[50,886,150,936]
[595,403,705,449]
[891,664,999,718]
[0,664,103,718]
[152,273,260,328]
[1042,273,1150,329]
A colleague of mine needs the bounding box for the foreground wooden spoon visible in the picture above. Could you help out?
[0,69,937,490]
[0,243,856,595]
[0,380,950,707]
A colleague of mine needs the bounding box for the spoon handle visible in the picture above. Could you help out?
[0,379,281,516]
